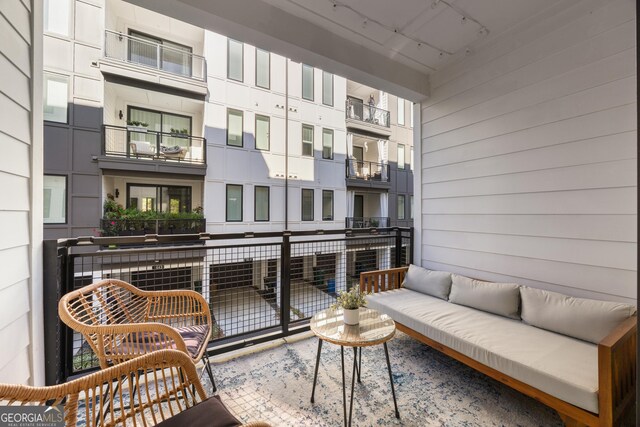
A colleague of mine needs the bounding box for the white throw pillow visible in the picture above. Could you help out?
[402,264,452,300]
[449,274,521,319]
[520,286,636,344]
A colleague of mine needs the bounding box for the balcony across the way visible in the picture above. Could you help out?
[345,216,390,229]
[345,159,390,182]
[103,124,206,165]
[104,30,206,81]
[346,98,390,128]
[99,218,206,237]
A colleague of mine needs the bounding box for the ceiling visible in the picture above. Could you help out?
[124,0,568,100]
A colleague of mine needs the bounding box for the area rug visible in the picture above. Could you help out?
[208,332,564,426]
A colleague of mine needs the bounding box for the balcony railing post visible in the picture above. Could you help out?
[280,232,291,333]
[43,240,67,385]
[395,228,402,268]
[409,227,414,265]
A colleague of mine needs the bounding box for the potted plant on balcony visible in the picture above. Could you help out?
[126,120,149,133]
[331,286,369,325]
[169,128,190,138]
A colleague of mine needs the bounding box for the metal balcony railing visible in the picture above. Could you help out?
[99,218,206,236]
[103,125,206,165]
[345,217,390,229]
[104,30,206,81]
[345,159,390,182]
[346,99,391,128]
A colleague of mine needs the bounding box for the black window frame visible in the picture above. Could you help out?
[255,48,270,89]
[322,190,334,221]
[322,71,334,106]
[322,128,334,160]
[227,38,244,82]
[43,174,68,225]
[43,72,69,124]
[226,108,244,147]
[398,194,406,220]
[302,64,314,101]
[301,124,314,157]
[127,30,193,76]
[301,188,314,221]
[255,114,270,151]
[254,185,270,222]
[126,183,193,213]
[226,184,243,222]
[127,105,192,135]
[397,144,405,170]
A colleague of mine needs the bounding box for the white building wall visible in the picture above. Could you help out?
[204,31,347,233]
[0,0,44,385]
[420,0,636,303]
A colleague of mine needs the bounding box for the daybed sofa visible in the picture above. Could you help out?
[361,265,636,427]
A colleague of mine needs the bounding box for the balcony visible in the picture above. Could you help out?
[345,217,390,229]
[98,125,207,175]
[345,159,391,188]
[346,99,391,136]
[99,218,206,237]
[101,30,208,95]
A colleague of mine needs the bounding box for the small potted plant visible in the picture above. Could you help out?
[170,128,190,138]
[126,120,149,133]
[331,286,369,325]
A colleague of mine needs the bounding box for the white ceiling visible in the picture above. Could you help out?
[124,0,570,100]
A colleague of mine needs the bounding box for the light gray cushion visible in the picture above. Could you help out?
[449,274,521,319]
[520,287,636,344]
[402,264,451,300]
[367,289,599,413]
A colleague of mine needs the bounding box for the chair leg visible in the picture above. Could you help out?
[201,353,217,393]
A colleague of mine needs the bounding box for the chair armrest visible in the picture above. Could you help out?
[360,267,408,293]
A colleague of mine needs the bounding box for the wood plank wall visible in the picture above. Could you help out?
[420,0,637,304]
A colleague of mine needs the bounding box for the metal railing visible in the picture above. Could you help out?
[99,218,206,236]
[103,125,206,165]
[345,217,390,229]
[104,30,206,81]
[43,227,413,384]
[346,99,391,128]
[345,159,390,181]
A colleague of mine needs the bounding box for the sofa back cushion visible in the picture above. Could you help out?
[520,287,636,344]
[402,264,451,300]
[449,274,521,319]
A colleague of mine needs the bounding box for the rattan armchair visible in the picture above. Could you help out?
[0,349,269,427]
[59,279,216,391]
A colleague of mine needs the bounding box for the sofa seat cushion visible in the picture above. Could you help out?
[367,289,599,413]
[155,395,241,427]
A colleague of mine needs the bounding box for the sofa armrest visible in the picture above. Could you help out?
[360,267,409,293]
[598,315,636,427]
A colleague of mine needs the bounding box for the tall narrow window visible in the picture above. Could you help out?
[398,195,406,220]
[410,102,414,128]
[255,115,270,151]
[302,64,314,101]
[227,39,243,82]
[301,189,314,221]
[322,190,334,221]
[44,0,70,36]
[302,124,314,157]
[322,128,333,160]
[43,175,67,224]
[397,98,405,126]
[255,186,270,221]
[322,71,333,106]
[256,49,270,89]
[44,73,69,123]
[410,147,414,170]
[398,144,405,170]
[410,195,414,220]
[226,184,243,222]
[227,109,243,147]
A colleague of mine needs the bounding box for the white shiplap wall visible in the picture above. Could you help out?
[0,0,43,384]
[420,0,637,304]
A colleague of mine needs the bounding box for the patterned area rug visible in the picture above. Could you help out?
[208,332,565,426]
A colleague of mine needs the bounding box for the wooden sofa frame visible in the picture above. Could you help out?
[360,267,636,427]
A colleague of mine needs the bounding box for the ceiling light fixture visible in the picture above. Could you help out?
[461,16,467,24]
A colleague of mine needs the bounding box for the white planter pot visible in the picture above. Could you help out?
[127,126,148,133]
[343,308,360,325]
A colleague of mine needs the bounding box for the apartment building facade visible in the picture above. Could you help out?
[41,0,412,241]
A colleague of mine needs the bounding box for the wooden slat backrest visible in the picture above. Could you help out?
[360,267,408,294]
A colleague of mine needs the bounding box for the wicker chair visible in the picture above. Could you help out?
[0,349,269,427]
[59,279,217,391]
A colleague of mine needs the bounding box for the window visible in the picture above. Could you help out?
[44,0,70,36]
[128,31,193,77]
[322,71,333,106]
[43,175,66,224]
[397,98,405,126]
[398,144,405,170]
[301,189,314,221]
[410,147,414,170]
[302,64,314,101]
[256,49,270,89]
[398,195,406,220]
[410,102,414,128]
[410,195,414,219]
[44,73,68,123]
[322,190,333,221]
[254,186,269,221]
[226,184,243,222]
[322,128,333,159]
[128,106,191,151]
[302,124,313,157]
[227,109,243,147]
[227,39,243,82]
[255,115,270,150]
[127,184,192,213]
